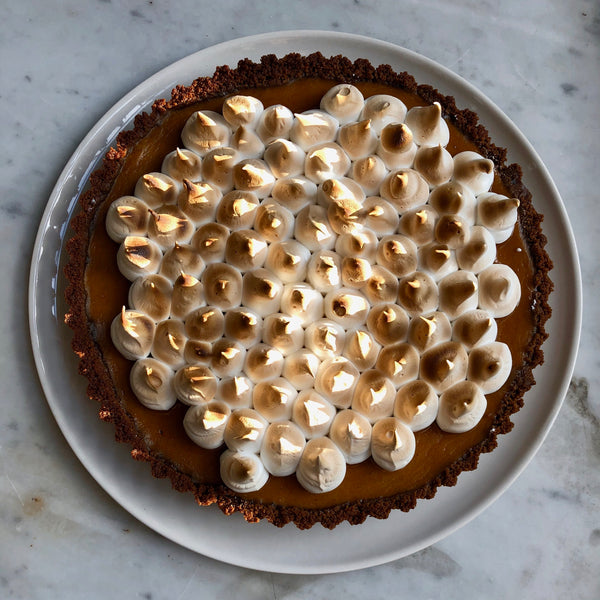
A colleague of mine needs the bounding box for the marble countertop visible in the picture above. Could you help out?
[2,0,598,597]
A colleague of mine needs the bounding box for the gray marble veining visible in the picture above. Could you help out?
[1,0,598,598]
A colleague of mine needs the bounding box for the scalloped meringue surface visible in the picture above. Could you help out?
[107,84,521,494]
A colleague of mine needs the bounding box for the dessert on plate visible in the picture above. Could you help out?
[65,52,552,529]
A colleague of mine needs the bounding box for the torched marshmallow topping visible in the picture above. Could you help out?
[108,84,522,494]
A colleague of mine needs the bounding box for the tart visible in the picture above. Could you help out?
[64,53,552,529]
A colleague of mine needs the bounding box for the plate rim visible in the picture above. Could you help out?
[28,30,582,574]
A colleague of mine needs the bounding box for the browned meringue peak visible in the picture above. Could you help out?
[133,172,179,208]
[363,265,399,304]
[397,271,439,317]
[270,176,317,214]
[128,274,172,322]
[282,349,321,391]
[371,417,416,471]
[146,205,194,251]
[404,102,450,147]
[215,375,254,409]
[219,449,268,493]
[255,104,294,144]
[343,329,381,371]
[420,341,468,393]
[295,204,337,252]
[110,307,155,361]
[190,223,229,264]
[224,229,268,272]
[407,311,452,353]
[477,264,521,318]
[264,240,310,284]
[223,408,268,454]
[366,302,410,346]
[230,125,265,159]
[318,175,365,209]
[337,118,378,160]
[262,313,304,357]
[322,181,361,221]
[376,342,420,388]
[436,380,486,433]
[184,305,224,343]
[173,364,218,406]
[232,158,275,199]
[222,94,264,129]
[201,263,243,310]
[393,380,439,432]
[380,169,429,212]
[181,110,231,156]
[335,229,378,261]
[215,190,260,230]
[360,94,407,133]
[290,109,339,150]
[106,196,151,243]
[263,138,306,179]
[296,437,347,494]
[434,214,471,249]
[359,197,399,237]
[241,268,284,317]
[130,358,177,411]
[438,270,479,320]
[314,357,360,409]
[467,341,512,394]
[252,378,298,422]
[304,318,346,360]
[161,148,204,182]
[341,256,372,289]
[201,146,240,192]
[413,144,454,187]
[170,273,205,319]
[327,199,364,237]
[452,151,495,195]
[329,408,372,464]
[151,318,188,369]
[451,309,497,349]
[260,421,306,477]
[183,339,212,365]
[320,83,364,124]
[280,283,324,326]
[428,181,476,224]
[223,306,262,348]
[183,400,231,449]
[116,236,162,282]
[398,205,439,246]
[350,155,388,195]
[210,338,246,378]
[254,201,294,243]
[351,369,396,423]
[376,123,417,170]
[456,225,496,273]
[178,179,222,226]
[292,390,337,439]
[306,250,342,293]
[304,142,351,184]
[244,343,285,383]
[324,288,370,329]
[418,242,457,281]
[376,234,418,277]
[476,192,520,243]
[159,243,205,282]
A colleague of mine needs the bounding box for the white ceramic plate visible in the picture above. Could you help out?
[29,31,581,574]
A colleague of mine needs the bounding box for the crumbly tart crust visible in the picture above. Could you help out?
[64,53,552,529]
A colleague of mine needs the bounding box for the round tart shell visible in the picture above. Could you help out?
[65,53,552,529]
